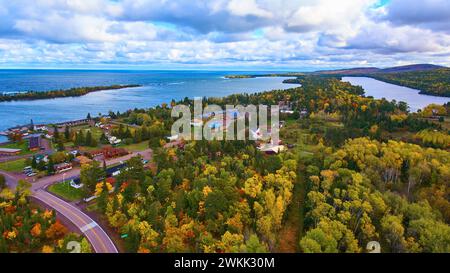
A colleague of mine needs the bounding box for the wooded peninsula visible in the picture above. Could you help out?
[0,84,142,102]
[226,64,450,97]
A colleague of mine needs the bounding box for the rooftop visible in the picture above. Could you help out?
[0,148,22,153]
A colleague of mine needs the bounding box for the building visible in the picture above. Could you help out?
[29,136,41,151]
[88,147,128,159]
[34,125,48,132]
[34,154,49,163]
[54,162,73,173]
[73,155,93,166]
[108,136,122,145]
[257,144,286,155]
[0,148,21,156]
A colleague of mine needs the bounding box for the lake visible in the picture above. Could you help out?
[342,77,449,112]
[0,70,299,141]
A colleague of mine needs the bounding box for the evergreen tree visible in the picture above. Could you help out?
[31,156,37,169]
[85,130,92,147]
[64,126,70,140]
[47,158,55,175]
[53,125,60,140]
[57,140,65,152]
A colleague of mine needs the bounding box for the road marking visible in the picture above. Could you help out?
[34,192,102,252]
[33,190,117,253]
[80,222,98,232]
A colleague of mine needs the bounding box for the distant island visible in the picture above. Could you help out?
[0,84,142,102]
[226,64,450,97]
[225,72,305,79]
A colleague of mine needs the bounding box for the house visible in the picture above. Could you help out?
[73,155,93,166]
[88,147,128,159]
[108,136,122,145]
[34,125,48,132]
[257,144,286,154]
[54,162,73,173]
[34,154,49,163]
[103,147,128,159]
[0,148,21,156]
[29,136,41,151]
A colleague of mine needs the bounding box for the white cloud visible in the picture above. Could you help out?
[227,0,273,18]
[0,0,449,68]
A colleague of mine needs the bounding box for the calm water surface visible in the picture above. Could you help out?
[342,77,449,112]
[0,70,299,141]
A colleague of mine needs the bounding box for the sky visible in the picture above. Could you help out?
[0,0,449,70]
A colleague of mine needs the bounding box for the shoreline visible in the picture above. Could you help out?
[226,73,450,98]
[0,76,299,141]
[0,84,142,102]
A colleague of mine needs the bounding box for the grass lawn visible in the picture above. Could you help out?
[0,158,27,172]
[119,141,148,151]
[71,125,104,141]
[0,141,33,155]
[48,181,85,202]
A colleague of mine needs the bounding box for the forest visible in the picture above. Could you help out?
[0,180,91,253]
[2,76,448,253]
[74,76,449,253]
[0,84,141,102]
[369,68,450,97]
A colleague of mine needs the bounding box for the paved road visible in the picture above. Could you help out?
[2,168,119,253]
[33,190,118,253]
[2,148,152,253]
[31,148,152,191]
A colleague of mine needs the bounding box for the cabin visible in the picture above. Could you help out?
[54,162,73,173]
[0,148,21,156]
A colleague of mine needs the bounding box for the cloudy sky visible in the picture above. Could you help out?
[0,0,449,70]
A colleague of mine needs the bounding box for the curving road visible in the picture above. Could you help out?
[1,149,152,253]
[33,189,118,253]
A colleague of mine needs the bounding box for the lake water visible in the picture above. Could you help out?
[0,70,299,141]
[342,77,449,112]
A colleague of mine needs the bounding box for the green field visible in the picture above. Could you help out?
[48,181,85,201]
[119,141,148,151]
[0,158,27,172]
